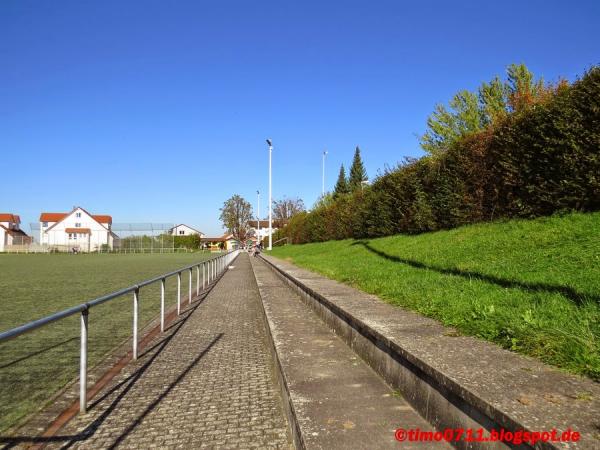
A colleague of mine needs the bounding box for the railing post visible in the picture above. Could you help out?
[177,272,181,315]
[133,287,139,360]
[160,278,165,332]
[80,308,89,414]
[189,268,192,304]
[203,262,206,289]
[196,265,200,297]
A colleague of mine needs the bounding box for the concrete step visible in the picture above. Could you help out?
[251,256,449,450]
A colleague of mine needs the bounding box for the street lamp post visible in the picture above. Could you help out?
[266,139,273,251]
[322,150,328,196]
[256,190,260,246]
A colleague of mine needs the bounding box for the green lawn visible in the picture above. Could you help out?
[270,212,600,382]
[0,252,214,433]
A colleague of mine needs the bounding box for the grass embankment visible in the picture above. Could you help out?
[0,252,213,433]
[270,212,600,382]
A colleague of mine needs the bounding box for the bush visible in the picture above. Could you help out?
[280,66,600,243]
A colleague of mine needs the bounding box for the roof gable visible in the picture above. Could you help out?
[172,224,203,234]
[44,207,110,233]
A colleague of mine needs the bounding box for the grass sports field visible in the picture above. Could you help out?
[270,212,600,382]
[0,252,214,433]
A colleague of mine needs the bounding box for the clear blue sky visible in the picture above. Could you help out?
[1,0,598,236]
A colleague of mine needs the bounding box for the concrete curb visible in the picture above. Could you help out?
[250,255,305,450]
[258,255,600,450]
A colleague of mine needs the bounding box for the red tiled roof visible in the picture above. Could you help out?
[92,215,112,224]
[40,212,111,224]
[65,228,91,234]
[40,213,68,222]
[0,213,19,223]
[201,234,237,242]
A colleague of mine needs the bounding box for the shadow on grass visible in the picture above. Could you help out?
[352,240,598,306]
[0,337,78,370]
[0,292,221,448]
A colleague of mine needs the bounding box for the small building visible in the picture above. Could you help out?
[201,233,240,251]
[40,207,119,252]
[0,214,31,251]
[169,224,205,237]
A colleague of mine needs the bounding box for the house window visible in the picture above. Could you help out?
[73,234,77,240]
[75,223,81,227]
[76,212,81,218]
[68,233,73,239]
[42,222,48,227]
[179,230,185,235]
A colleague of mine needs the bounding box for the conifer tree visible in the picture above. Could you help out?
[348,146,368,190]
[333,164,349,197]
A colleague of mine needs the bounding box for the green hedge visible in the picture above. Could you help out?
[284,67,600,243]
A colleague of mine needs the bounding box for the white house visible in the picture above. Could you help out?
[169,224,205,237]
[0,213,31,251]
[40,207,119,252]
[247,219,287,242]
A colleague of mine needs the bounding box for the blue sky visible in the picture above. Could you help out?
[1,0,598,236]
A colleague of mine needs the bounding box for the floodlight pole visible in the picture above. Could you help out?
[267,139,273,251]
[322,150,328,196]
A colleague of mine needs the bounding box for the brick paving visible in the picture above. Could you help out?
[41,253,290,449]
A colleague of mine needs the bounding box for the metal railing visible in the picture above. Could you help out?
[0,249,239,414]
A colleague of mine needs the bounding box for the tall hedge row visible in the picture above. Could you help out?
[283,67,600,243]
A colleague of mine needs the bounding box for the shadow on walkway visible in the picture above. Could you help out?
[352,240,597,306]
[0,298,221,449]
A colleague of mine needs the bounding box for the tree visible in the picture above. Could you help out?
[478,76,508,125]
[506,63,544,112]
[272,197,305,221]
[333,164,349,197]
[348,146,368,190]
[219,194,253,241]
[420,90,484,155]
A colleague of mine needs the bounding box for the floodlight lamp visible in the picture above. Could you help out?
[266,139,272,146]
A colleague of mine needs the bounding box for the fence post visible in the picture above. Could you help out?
[188,268,192,304]
[133,287,139,360]
[80,308,89,414]
[177,272,181,315]
[160,278,165,332]
[203,262,206,289]
[196,265,200,297]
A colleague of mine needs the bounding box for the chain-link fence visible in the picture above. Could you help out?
[111,223,178,253]
[5,223,191,254]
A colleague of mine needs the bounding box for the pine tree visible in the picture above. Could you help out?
[348,146,368,190]
[333,164,349,197]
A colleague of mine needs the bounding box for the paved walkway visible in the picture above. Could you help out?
[44,253,290,449]
[251,257,449,449]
